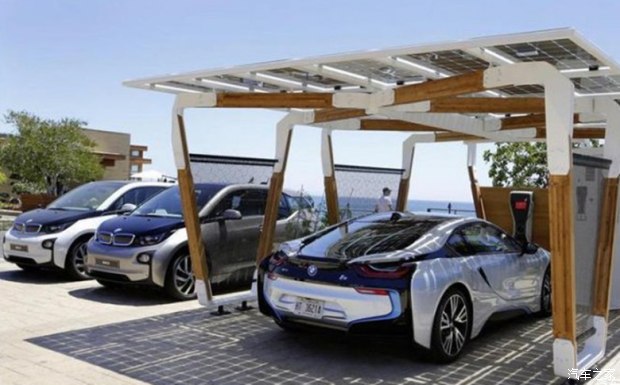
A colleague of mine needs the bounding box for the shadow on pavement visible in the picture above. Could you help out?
[31,304,615,385]
[0,266,71,284]
[68,285,176,306]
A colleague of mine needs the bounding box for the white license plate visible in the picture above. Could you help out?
[10,244,28,252]
[293,298,324,319]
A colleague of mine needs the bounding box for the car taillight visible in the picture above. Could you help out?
[267,272,278,280]
[354,263,413,279]
[355,287,390,295]
[269,253,288,267]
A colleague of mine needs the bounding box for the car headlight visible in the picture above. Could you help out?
[43,221,76,234]
[137,231,170,246]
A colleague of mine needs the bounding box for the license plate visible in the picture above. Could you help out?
[10,244,28,252]
[293,298,324,319]
[95,258,119,268]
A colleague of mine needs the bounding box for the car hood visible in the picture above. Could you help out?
[97,215,184,236]
[15,208,99,227]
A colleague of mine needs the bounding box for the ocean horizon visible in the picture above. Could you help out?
[308,195,476,218]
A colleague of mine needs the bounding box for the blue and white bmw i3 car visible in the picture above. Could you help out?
[2,181,170,279]
[258,212,551,362]
[85,183,316,300]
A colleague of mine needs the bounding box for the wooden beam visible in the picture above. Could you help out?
[393,70,485,106]
[573,127,605,139]
[360,119,446,132]
[467,165,486,219]
[501,114,580,131]
[501,114,547,130]
[548,174,577,342]
[593,177,619,318]
[535,127,606,139]
[430,97,545,114]
[175,115,212,300]
[313,108,366,123]
[216,93,333,108]
[434,132,482,142]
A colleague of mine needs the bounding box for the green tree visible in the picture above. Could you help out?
[483,142,549,188]
[0,111,104,196]
[483,140,601,188]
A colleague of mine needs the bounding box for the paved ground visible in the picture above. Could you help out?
[0,260,200,385]
[1,259,620,385]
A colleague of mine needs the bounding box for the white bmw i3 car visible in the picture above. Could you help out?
[257,212,551,362]
[2,181,170,279]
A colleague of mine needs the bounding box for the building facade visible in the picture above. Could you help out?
[82,128,151,180]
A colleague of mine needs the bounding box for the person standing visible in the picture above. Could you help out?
[375,187,393,212]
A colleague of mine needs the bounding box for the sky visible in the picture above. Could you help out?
[2,0,619,202]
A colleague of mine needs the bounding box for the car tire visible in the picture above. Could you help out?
[275,318,301,332]
[16,263,39,272]
[164,252,197,301]
[430,287,471,363]
[65,236,93,281]
[537,268,552,317]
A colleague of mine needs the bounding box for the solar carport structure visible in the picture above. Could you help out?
[124,28,620,377]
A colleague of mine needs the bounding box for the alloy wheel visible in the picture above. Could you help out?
[73,242,88,277]
[173,254,195,296]
[439,294,468,356]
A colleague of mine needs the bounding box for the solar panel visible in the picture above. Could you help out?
[126,29,620,102]
[405,49,490,75]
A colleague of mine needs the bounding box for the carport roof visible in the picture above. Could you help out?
[124,28,620,100]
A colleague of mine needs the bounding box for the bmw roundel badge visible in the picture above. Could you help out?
[307,264,318,277]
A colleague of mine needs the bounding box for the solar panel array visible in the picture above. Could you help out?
[127,30,620,104]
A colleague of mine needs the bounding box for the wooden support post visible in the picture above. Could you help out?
[592,99,620,321]
[256,119,294,264]
[396,136,416,212]
[173,112,213,302]
[548,173,577,341]
[322,130,340,225]
[593,177,619,318]
[466,144,486,219]
[256,172,286,263]
[468,166,486,219]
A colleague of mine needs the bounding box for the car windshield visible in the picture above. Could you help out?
[132,185,224,218]
[47,182,127,211]
[301,216,447,260]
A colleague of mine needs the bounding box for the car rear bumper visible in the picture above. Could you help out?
[263,273,403,330]
[2,230,56,266]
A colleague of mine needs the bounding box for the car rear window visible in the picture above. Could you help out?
[301,217,446,259]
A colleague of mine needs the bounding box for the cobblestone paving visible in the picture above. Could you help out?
[29,303,620,385]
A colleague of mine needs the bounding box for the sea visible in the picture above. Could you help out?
[308,196,476,218]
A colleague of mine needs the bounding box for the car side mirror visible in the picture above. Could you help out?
[521,242,539,255]
[222,209,242,221]
[119,203,137,214]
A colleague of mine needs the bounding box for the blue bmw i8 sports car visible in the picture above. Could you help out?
[257,212,551,362]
